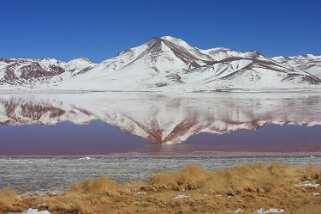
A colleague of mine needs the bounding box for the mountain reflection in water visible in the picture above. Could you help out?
[0,92,321,155]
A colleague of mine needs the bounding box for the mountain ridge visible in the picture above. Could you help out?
[1,36,321,91]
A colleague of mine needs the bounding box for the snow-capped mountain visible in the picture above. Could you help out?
[272,54,321,79]
[0,58,96,87]
[0,36,320,91]
[1,93,320,144]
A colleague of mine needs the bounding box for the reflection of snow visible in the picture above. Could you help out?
[0,92,321,145]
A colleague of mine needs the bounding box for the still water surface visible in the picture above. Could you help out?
[0,92,320,155]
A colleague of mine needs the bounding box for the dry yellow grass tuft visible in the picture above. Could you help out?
[0,188,25,212]
[147,164,208,191]
[69,176,120,195]
[1,162,321,214]
[145,162,321,194]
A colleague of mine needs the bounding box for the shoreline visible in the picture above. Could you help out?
[1,151,321,158]
[1,88,321,94]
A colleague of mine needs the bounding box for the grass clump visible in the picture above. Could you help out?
[45,176,121,213]
[148,164,208,191]
[0,188,25,212]
[69,176,119,195]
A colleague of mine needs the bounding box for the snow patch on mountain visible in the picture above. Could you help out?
[272,54,321,79]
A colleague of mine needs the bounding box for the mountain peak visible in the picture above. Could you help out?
[146,36,192,48]
[160,35,191,46]
[67,58,94,64]
[146,36,181,44]
[160,35,180,41]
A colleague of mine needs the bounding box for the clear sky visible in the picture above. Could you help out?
[0,0,320,62]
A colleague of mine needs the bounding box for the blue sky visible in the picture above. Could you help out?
[0,0,320,62]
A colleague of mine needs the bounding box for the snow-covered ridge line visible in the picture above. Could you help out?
[0,36,321,91]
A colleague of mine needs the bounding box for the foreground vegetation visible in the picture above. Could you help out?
[1,163,321,213]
